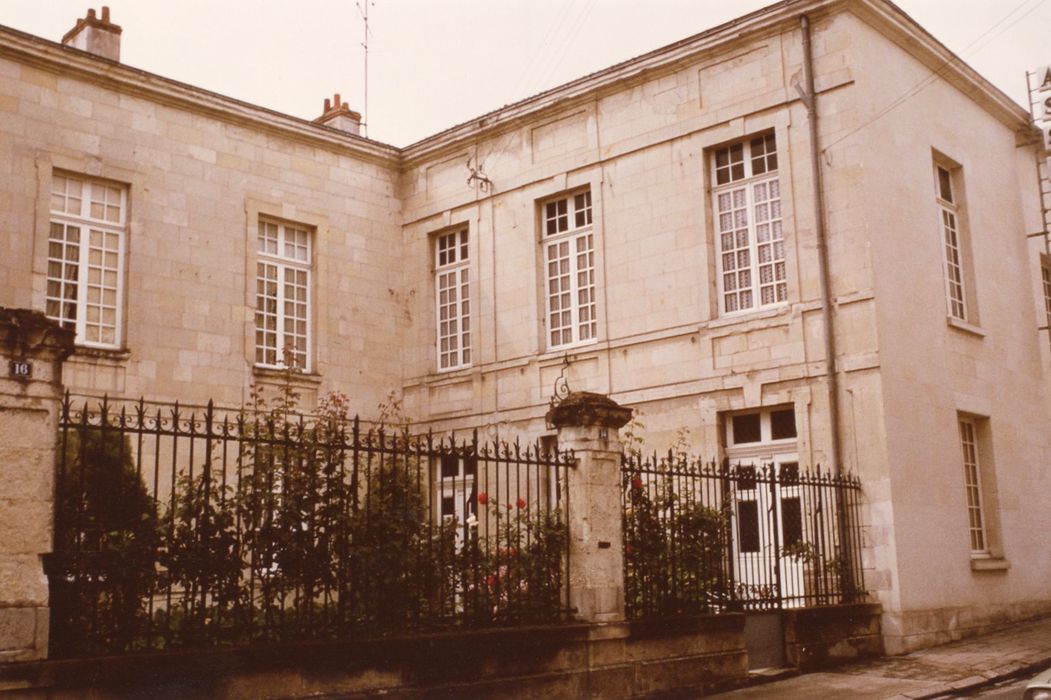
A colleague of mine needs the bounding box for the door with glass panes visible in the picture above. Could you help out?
[437,453,477,547]
[725,407,805,607]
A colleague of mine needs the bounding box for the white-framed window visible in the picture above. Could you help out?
[437,453,479,551]
[46,172,127,348]
[712,133,786,315]
[958,418,987,555]
[255,219,312,371]
[936,164,967,321]
[543,189,596,348]
[725,405,798,450]
[437,453,477,524]
[435,229,471,371]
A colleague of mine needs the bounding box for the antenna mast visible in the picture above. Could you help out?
[356,1,374,138]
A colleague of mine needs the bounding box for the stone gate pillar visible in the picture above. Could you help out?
[546,392,632,623]
[0,308,73,662]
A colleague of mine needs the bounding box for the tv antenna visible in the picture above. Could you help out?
[356,0,374,137]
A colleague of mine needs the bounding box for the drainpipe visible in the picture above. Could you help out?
[801,14,856,601]
[800,15,843,478]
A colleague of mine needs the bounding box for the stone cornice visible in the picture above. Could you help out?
[0,24,401,167]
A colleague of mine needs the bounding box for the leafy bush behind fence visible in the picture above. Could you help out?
[622,452,865,620]
[50,394,572,658]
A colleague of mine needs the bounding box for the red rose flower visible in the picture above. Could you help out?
[477,492,488,505]
[631,477,643,490]
[516,498,527,509]
[625,544,635,556]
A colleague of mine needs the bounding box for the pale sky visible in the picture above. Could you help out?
[1,0,1048,146]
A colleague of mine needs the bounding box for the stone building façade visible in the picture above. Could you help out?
[1,0,1050,656]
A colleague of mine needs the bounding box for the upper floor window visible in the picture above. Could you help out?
[711,133,786,315]
[543,189,596,348]
[256,219,312,371]
[935,163,969,321]
[435,229,471,371]
[46,172,127,348]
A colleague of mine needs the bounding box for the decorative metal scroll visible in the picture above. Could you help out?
[549,354,571,410]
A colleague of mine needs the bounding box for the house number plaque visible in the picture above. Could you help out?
[9,360,32,379]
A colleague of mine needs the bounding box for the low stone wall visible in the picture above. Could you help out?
[0,615,747,699]
[782,602,883,671]
[881,600,1051,655]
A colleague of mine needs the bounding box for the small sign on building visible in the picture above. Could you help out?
[9,359,33,380]
[1028,66,1051,150]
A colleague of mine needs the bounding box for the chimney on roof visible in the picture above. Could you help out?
[62,6,122,62]
[313,93,362,136]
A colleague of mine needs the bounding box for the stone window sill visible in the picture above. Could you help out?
[708,305,789,330]
[70,346,132,365]
[252,366,323,386]
[971,557,1010,572]
[947,317,986,338]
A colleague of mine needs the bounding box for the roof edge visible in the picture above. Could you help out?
[852,0,1030,128]
[400,0,1033,164]
[0,23,402,165]
[0,0,1034,168]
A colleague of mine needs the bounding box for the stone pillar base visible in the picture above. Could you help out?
[0,607,49,663]
[0,308,74,664]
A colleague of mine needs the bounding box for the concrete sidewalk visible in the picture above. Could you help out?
[711,614,1051,699]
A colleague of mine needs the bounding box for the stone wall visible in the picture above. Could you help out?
[0,617,747,699]
[782,602,884,671]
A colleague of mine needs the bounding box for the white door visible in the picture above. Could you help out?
[730,457,805,607]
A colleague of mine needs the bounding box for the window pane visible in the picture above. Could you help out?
[938,166,953,202]
[771,408,796,440]
[440,454,459,479]
[738,501,760,553]
[732,413,761,444]
[781,497,802,547]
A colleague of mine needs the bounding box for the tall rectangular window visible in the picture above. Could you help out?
[936,164,968,320]
[958,418,987,554]
[46,172,127,348]
[544,189,596,348]
[435,229,471,371]
[256,219,311,371]
[712,133,786,315]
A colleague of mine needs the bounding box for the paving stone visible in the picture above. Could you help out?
[712,615,1051,699]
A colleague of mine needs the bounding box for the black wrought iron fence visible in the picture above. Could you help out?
[49,395,573,658]
[621,453,865,620]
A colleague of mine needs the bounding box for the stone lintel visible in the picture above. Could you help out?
[545,391,632,431]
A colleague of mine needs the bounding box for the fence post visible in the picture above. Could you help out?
[0,308,73,662]
[546,391,632,623]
